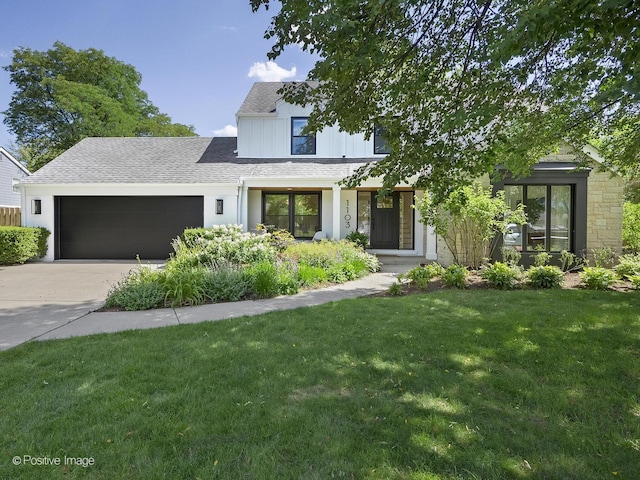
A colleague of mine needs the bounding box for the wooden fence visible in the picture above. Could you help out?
[0,207,21,226]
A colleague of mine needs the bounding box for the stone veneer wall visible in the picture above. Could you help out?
[586,168,624,255]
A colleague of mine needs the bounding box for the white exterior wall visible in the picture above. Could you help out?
[21,183,240,261]
[237,103,375,159]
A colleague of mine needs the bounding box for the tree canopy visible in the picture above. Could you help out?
[251,0,639,200]
[3,42,196,171]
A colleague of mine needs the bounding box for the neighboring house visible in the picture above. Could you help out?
[20,82,623,263]
[0,146,30,208]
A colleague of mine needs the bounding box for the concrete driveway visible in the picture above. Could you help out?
[0,261,146,350]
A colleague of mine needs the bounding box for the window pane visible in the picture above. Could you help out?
[357,192,371,238]
[292,118,316,155]
[550,186,571,251]
[264,194,290,231]
[294,194,319,238]
[374,126,391,154]
[526,186,547,251]
[377,196,393,209]
[504,186,523,251]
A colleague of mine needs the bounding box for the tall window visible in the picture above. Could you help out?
[504,184,573,252]
[291,118,316,155]
[263,192,321,239]
[374,125,391,154]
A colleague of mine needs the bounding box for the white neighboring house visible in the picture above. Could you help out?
[0,146,30,208]
[20,82,622,263]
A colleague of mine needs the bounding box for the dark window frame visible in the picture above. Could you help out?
[373,125,391,155]
[291,117,316,155]
[262,191,322,239]
[493,167,589,262]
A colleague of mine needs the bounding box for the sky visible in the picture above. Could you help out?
[0,0,317,149]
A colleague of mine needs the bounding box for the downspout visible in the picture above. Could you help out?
[237,180,243,231]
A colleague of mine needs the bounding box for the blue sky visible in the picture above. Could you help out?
[0,0,317,149]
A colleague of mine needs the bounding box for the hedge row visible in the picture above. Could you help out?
[0,227,50,265]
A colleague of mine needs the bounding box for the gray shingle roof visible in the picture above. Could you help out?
[236,81,320,115]
[22,136,373,185]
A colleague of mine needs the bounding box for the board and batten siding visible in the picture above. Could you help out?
[0,150,29,207]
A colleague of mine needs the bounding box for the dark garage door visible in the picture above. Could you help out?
[56,196,204,259]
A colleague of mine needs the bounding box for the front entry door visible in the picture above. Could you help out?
[370,192,400,249]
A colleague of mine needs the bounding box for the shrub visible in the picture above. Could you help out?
[161,265,208,307]
[105,267,165,311]
[629,275,640,290]
[481,262,522,290]
[388,282,404,296]
[526,265,564,289]
[203,265,250,302]
[441,264,468,289]
[592,247,617,268]
[501,247,521,267]
[247,261,282,298]
[533,251,552,267]
[559,250,585,272]
[416,182,527,268]
[580,267,617,290]
[614,254,640,280]
[178,225,276,266]
[296,263,328,287]
[345,231,369,250]
[623,202,640,253]
[0,226,49,265]
[401,263,444,289]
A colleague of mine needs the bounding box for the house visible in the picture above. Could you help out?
[20,82,623,263]
[0,146,30,208]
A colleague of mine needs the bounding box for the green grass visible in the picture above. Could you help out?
[2,290,640,479]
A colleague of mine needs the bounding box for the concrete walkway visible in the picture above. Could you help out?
[1,258,417,351]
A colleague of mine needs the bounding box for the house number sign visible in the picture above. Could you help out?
[344,199,352,229]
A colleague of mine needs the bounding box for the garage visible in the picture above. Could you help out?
[55,196,204,260]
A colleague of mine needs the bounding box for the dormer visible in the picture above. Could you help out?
[235,82,380,159]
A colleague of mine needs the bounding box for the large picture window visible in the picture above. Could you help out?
[263,192,321,239]
[504,184,572,252]
[291,118,316,155]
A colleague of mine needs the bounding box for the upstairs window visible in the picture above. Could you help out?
[291,118,316,155]
[374,125,391,154]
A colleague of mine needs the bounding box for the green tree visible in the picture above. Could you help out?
[3,42,196,171]
[251,0,639,201]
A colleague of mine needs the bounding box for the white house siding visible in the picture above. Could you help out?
[22,184,239,261]
[0,150,29,207]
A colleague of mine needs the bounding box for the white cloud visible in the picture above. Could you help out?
[212,125,237,137]
[248,61,297,82]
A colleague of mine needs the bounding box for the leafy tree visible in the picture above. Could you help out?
[416,182,526,268]
[3,42,196,171]
[251,0,639,201]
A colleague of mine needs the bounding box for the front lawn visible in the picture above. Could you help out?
[2,290,639,479]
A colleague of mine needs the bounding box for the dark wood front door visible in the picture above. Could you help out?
[370,192,400,249]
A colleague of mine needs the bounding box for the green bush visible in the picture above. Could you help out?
[345,231,369,250]
[388,282,404,296]
[0,226,50,265]
[592,247,617,268]
[629,275,640,290]
[526,265,564,289]
[533,251,552,267]
[161,265,208,307]
[203,265,250,302]
[296,263,328,287]
[247,261,282,298]
[615,254,640,280]
[580,267,617,290]
[623,202,640,254]
[401,263,444,289]
[481,262,522,290]
[105,267,165,311]
[442,264,468,289]
[501,247,522,267]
